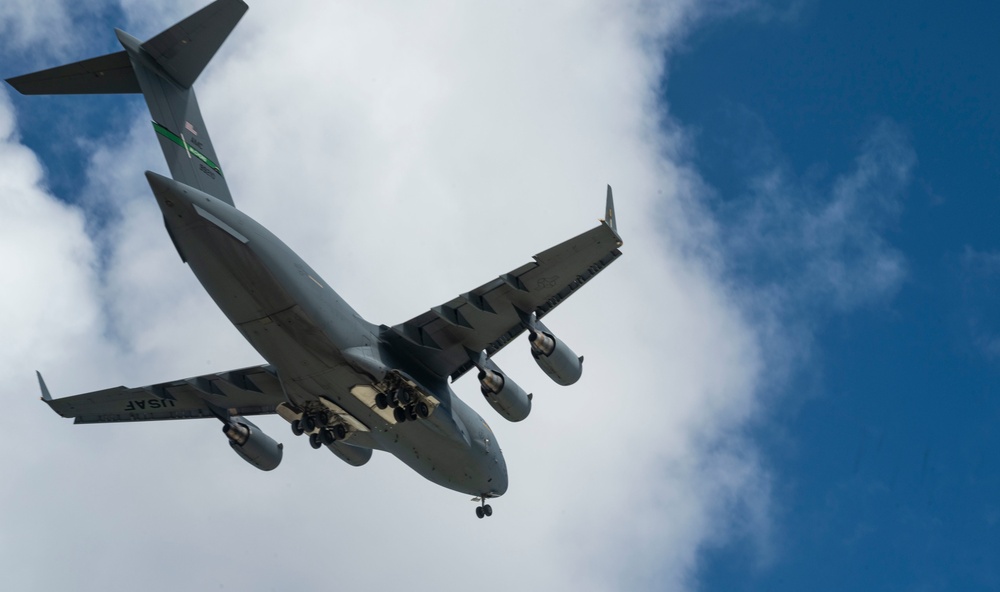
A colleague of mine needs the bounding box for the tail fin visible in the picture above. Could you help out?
[5,0,248,206]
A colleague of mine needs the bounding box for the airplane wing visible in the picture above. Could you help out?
[38,364,285,424]
[383,186,623,382]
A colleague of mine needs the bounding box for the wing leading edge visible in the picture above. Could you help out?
[37,365,285,424]
[386,186,623,381]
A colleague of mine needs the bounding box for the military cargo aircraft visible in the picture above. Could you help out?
[7,0,622,518]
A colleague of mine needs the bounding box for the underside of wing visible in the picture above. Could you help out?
[39,365,286,424]
[385,186,623,381]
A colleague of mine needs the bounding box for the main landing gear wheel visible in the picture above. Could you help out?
[393,407,407,423]
[396,388,412,406]
[333,424,348,440]
[375,393,388,409]
[320,429,335,445]
[290,419,304,436]
[301,415,317,432]
[417,402,430,418]
[308,432,322,449]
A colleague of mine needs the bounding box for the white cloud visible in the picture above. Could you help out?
[0,0,74,54]
[709,114,915,385]
[0,2,823,591]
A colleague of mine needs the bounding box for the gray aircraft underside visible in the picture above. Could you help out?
[7,0,622,518]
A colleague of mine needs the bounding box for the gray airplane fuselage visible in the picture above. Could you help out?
[150,173,508,498]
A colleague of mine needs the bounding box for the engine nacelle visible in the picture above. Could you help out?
[529,329,583,385]
[223,417,283,471]
[478,368,531,422]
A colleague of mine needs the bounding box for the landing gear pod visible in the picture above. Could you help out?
[326,440,373,467]
[223,417,283,471]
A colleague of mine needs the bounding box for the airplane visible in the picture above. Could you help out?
[7,0,622,519]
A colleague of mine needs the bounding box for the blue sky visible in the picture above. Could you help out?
[1,1,997,590]
[669,2,1000,589]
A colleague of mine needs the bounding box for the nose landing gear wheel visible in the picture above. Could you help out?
[475,499,494,519]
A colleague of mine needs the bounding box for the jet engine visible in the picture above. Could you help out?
[223,417,283,471]
[529,329,583,386]
[479,367,531,422]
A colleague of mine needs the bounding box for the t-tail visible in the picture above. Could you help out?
[5,0,247,206]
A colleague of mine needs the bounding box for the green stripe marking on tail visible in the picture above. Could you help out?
[152,121,223,177]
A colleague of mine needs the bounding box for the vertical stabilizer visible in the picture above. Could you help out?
[4,0,248,206]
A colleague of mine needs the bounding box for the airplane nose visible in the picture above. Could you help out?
[487,441,508,496]
[491,463,508,496]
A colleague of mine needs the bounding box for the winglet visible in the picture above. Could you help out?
[36,371,52,402]
[36,371,68,417]
[603,185,618,234]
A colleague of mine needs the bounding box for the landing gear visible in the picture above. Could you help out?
[377,378,434,424]
[291,409,349,448]
[395,388,412,406]
[475,499,494,519]
[390,404,423,423]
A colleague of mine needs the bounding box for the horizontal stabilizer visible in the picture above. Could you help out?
[6,51,140,95]
[140,0,248,88]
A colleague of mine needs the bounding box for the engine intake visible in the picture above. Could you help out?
[529,330,583,385]
[223,417,283,471]
[478,368,531,422]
